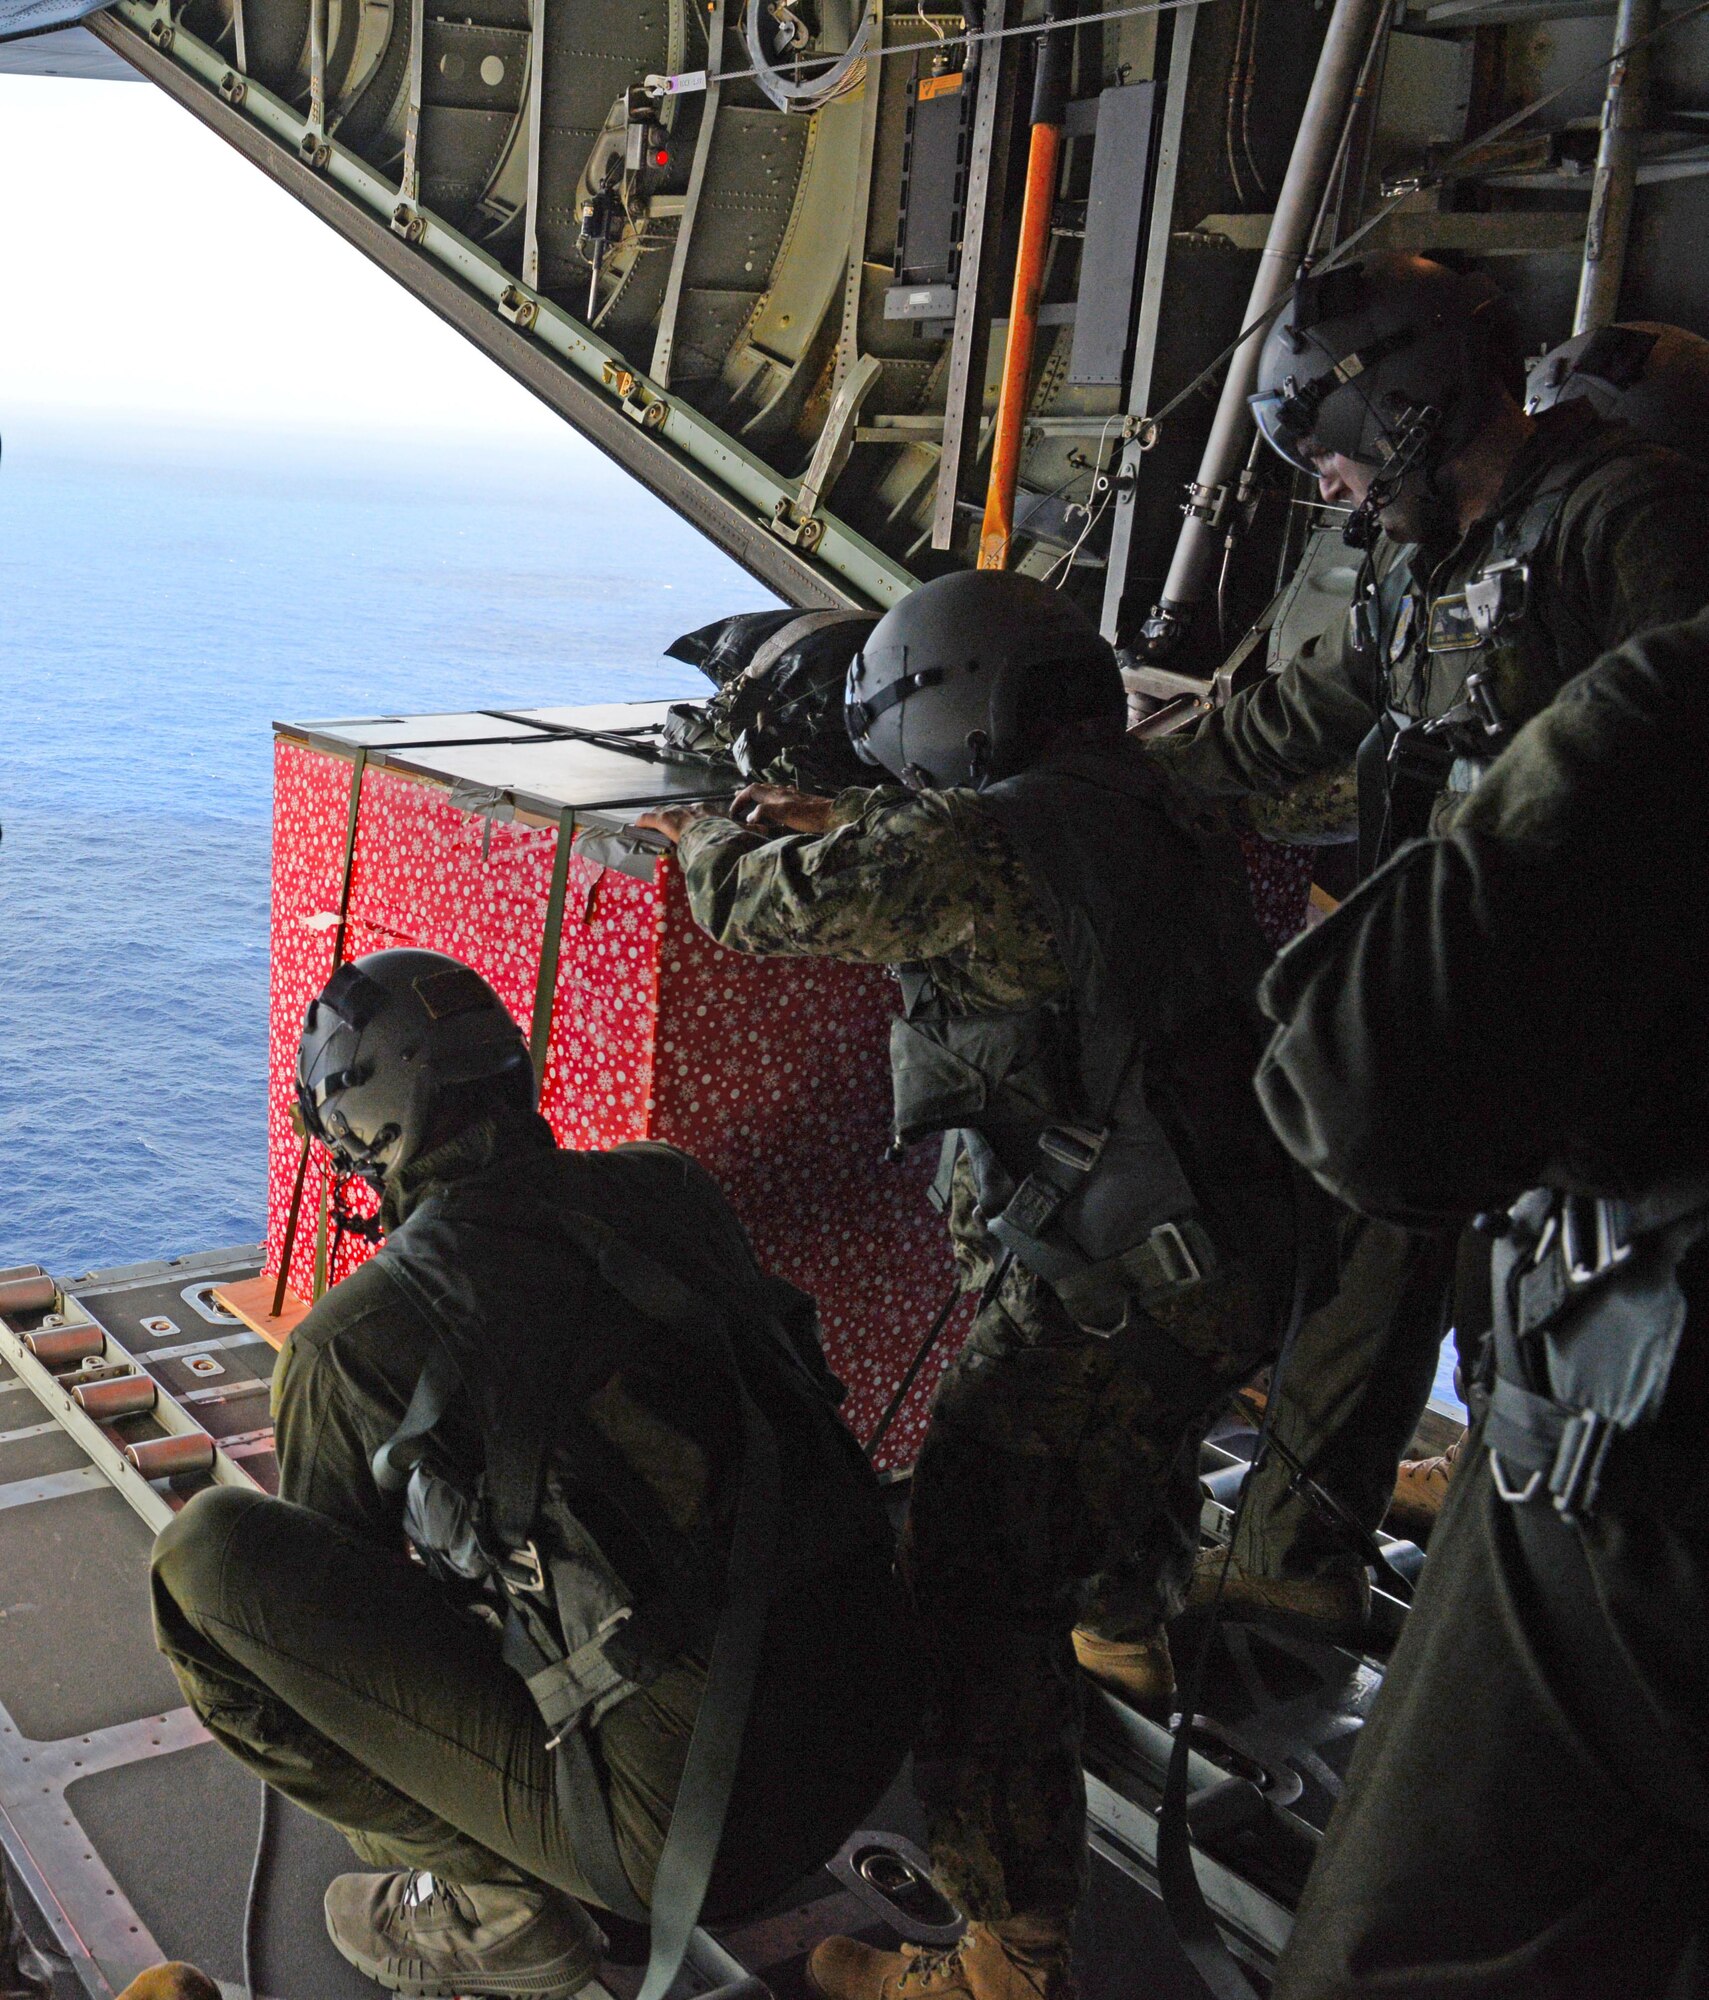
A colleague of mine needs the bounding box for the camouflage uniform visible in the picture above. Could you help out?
[1147,404,1709,1584]
[675,787,1287,1923]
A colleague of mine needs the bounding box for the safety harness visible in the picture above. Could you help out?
[888,745,1283,1331]
[370,1157,881,2000]
[1481,1174,1709,1523]
[1352,419,1632,874]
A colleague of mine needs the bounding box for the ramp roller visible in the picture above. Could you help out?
[123,1434,218,1478]
[73,1374,162,1420]
[0,1274,59,1317]
[25,1324,107,1367]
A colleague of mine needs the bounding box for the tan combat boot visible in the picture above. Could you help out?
[115,1969,222,2000]
[325,1868,604,1997]
[809,1917,1072,2000]
[1070,1626,1176,1717]
[1183,1547,1370,1647]
[1386,1433,1464,1543]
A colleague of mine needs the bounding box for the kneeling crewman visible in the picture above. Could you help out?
[150,949,917,2000]
[641,572,1316,2000]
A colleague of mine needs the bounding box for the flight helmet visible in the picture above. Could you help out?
[844,570,1123,789]
[1525,322,1709,462]
[296,949,535,1188]
[1250,254,1520,483]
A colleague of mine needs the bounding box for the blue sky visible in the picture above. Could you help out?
[0,69,576,447]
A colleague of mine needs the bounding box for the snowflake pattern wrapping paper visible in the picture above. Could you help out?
[265,736,968,1467]
[263,735,1314,1469]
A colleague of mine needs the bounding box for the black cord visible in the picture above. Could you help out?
[1252,1426,1415,1602]
[243,1781,277,2000]
[864,1278,966,1458]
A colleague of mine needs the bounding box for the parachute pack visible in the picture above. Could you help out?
[661,608,878,794]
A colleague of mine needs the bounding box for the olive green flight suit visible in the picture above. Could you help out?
[674,772,1308,1925]
[149,1111,916,1921]
[1257,614,1709,1997]
[1150,403,1709,1582]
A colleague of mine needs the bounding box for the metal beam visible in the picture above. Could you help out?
[1149,0,1388,646]
[90,3,916,613]
[401,0,425,208]
[1099,0,1197,641]
[834,0,886,392]
[1188,208,1588,253]
[1575,0,1658,330]
[523,0,546,287]
[931,0,1011,550]
[651,0,727,388]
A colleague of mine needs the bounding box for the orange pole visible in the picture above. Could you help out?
[979,120,1062,570]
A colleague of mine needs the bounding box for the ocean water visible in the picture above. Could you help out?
[0,415,773,1276]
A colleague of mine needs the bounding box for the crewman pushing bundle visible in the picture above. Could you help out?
[640,570,1326,2000]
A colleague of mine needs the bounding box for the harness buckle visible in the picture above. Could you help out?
[501,1540,549,1596]
[1487,1449,1544,1505]
[1560,1196,1633,1288]
[1464,555,1530,640]
[1148,1220,1203,1288]
[1549,1409,1615,1521]
[1037,1124,1108,1175]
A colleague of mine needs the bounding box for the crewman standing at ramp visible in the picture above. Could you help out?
[642,572,1315,2000]
[1148,254,1709,1636]
[1256,610,1709,1995]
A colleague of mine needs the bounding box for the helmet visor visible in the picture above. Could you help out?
[1249,384,1324,475]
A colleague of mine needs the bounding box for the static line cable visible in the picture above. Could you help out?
[1129,0,1709,444]
[243,1781,279,2000]
[646,0,1214,96]
[864,1278,966,1458]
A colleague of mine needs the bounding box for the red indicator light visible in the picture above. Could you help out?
[654,148,670,166]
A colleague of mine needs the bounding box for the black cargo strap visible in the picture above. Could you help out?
[529,806,578,1090]
[495,1370,781,2000]
[273,745,369,1318]
[632,1383,779,2000]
